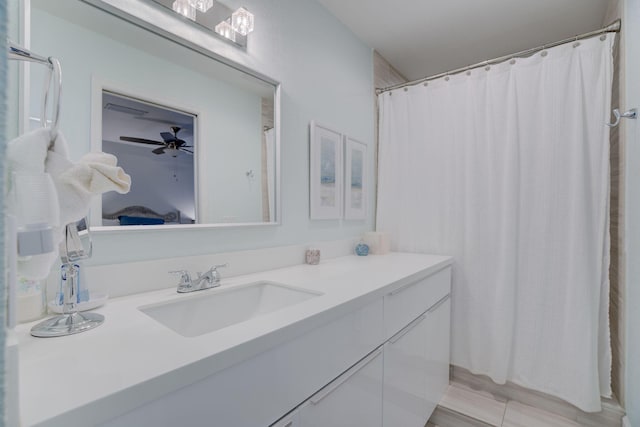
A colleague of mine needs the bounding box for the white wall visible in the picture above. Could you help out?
[624,0,640,423]
[27,0,374,265]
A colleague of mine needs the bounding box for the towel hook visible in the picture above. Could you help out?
[606,108,637,127]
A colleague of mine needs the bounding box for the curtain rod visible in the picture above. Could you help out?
[7,39,54,68]
[377,19,621,94]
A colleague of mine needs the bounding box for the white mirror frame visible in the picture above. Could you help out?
[23,0,282,232]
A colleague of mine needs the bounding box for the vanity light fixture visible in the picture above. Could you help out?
[188,0,213,13]
[231,7,254,36]
[155,0,254,47]
[215,19,236,42]
[172,0,196,20]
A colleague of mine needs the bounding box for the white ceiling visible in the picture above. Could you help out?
[317,0,613,82]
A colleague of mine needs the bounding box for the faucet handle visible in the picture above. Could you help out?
[208,264,228,282]
[169,270,191,282]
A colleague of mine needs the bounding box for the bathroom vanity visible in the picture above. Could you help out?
[16,253,451,426]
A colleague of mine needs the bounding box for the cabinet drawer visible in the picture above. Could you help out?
[298,348,383,427]
[384,266,450,339]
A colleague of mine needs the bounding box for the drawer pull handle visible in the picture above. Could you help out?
[387,265,450,296]
[309,348,382,405]
[389,314,427,344]
[427,294,450,313]
[388,280,420,296]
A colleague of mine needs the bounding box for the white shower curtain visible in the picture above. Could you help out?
[377,34,614,411]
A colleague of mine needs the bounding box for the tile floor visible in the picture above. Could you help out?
[430,383,588,427]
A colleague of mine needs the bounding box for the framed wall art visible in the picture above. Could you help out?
[310,121,343,219]
[344,136,366,220]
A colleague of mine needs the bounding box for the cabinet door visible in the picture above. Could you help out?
[383,294,451,427]
[424,295,451,417]
[298,348,383,427]
[383,313,430,427]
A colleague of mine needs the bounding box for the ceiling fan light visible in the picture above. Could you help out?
[172,0,196,20]
[188,0,213,13]
[215,19,236,42]
[167,148,181,157]
[231,7,254,36]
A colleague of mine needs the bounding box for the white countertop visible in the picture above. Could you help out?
[16,252,452,427]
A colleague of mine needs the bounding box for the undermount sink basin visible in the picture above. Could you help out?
[139,281,322,337]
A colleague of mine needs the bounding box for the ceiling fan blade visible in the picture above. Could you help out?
[175,139,188,147]
[180,148,194,154]
[152,147,166,155]
[120,136,164,145]
[160,132,176,142]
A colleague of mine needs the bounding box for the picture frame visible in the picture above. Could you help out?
[310,121,343,219]
[344,136,367,220]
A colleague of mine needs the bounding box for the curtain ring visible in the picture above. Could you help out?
[573,35,580,48]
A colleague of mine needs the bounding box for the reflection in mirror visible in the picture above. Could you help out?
[102,91,197,226]
[29,0,279,229]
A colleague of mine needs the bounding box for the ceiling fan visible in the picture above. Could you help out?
[120,126,193,157]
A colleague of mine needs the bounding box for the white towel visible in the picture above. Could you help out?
[7,128,131,279]
[7,128,54,175]
[55,152,131,226]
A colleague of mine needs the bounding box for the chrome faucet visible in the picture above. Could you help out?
[170,264,228,293]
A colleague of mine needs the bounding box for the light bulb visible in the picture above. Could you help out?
[215,19,236,42]
[231,7,254,36]
[172,0,196,20]
[188,0,213,13]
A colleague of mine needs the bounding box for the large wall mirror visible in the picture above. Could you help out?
[28,0,280,230]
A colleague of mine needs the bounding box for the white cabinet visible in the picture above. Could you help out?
[382,266,451,427]
[384,267,451,340]
[102,299,383,427]
[298,348,383,427]
[271,348,383,427]
[424,296,451,416]
[105,265,450,427]
[383,313,430,427]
